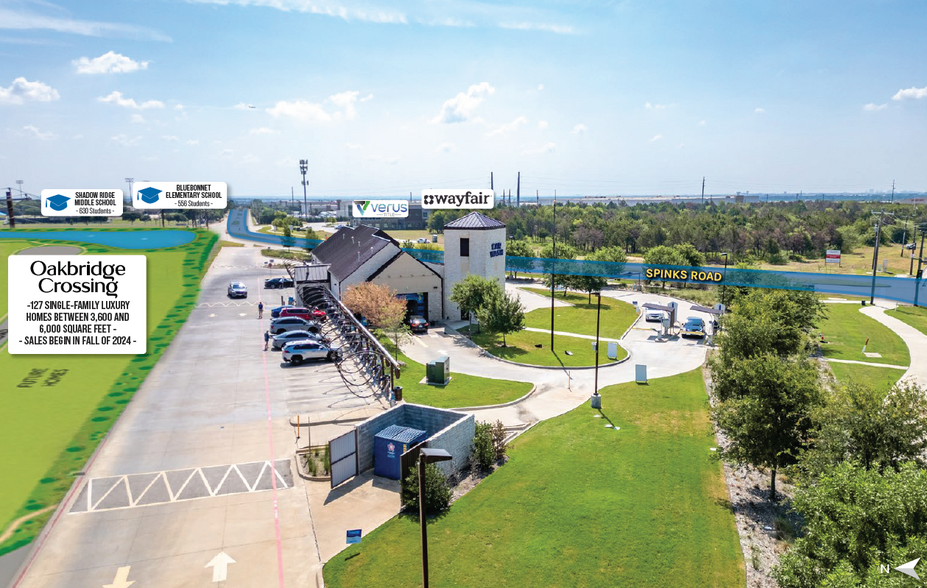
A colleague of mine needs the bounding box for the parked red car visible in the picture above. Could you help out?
[278,307,326,322]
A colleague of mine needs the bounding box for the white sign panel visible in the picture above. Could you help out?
[8,256,147,354]
[825,249,841,264]
[132,182,227,210]
[421,189,494,210]
[41,189,123,217]
[352,200,409,218]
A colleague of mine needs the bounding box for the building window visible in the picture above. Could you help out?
[460,237,469,257]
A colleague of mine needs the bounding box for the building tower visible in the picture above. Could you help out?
[442,212,506,320]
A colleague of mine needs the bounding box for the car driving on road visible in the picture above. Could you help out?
[282,340,340,364]
[271,328,325,350]
[270,316,317,334]
[681,316,706,338]
[227,282,248,298]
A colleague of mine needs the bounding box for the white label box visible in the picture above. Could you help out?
[41,189,124,217]
[421,189,495,209]
[132,181,227,210]
[8,255,147,354]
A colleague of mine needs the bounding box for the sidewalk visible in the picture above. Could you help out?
[860,305,927,385]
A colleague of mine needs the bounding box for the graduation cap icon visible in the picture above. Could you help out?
[137,187,162,204]
[46,194,70,212]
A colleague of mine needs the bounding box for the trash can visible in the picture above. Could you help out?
[374,425,428,480]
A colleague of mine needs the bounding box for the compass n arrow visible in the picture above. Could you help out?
[103,566,134,588]
[206,552,236,582]
[894,558,920,580]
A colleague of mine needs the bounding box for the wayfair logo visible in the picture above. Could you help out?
[352,200,409,218]
[421,189,495,210]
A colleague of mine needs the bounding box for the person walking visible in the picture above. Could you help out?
[258,301,264,319]
[263,330,270,351]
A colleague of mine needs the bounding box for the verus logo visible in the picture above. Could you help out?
[421,190,495,210]
[352,199,409,218]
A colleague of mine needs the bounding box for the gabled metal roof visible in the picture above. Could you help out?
[444,211,505,230]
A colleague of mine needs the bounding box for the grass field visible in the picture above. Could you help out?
[324,369,745,588]
[387,339,531,408]
[828,362,904,391]
[819,304,909,366]
[0,229,216,555]
[520,288,638,339]
[1,240,44,319]
[886,305,927,337]
[382,229,444,245]
[459,326,627,367]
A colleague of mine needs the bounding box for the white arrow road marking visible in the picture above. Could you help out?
[206,552,236,582]
[103,566,135,588]
[894,558,920,580]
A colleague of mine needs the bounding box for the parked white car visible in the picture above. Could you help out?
[282,341,340,364]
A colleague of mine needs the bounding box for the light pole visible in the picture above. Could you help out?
[418,448,452,588]
[550,192,556,351]
[591,292,602,409]
[720,253,729,308]
[299,159,309,219]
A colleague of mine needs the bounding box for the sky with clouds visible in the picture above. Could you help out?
[1,0,926,197]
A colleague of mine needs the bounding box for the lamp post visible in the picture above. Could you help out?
[591,292,602,409]
[299,159,309,219]
[720,253,729,308]
[550,192,556,351]
[418,448,453,588]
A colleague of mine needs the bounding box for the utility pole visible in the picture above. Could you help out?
[490,172,493,192]
[551,191,557,351]
[891,179,895,204]
[5,188,15,228]
[299,159,309,219]
[516,172,521,207]
[870,209,895,304]
[701,176,705,204]
[916,225,927,307]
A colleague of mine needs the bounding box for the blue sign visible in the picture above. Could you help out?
[490,242,504,258]
[346,529,362,544]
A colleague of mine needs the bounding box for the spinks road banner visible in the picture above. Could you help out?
[8,256,147,354]
[421,189,495,209]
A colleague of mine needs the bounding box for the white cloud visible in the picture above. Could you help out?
[182,0,406,24]
[487,115,528,137]
[266,100,331,122]
[650,134,662,142]
[499,22,574,34]
[329,90,361,120]
[645,101,670,110]
[571,123,587,135]
[0,8,172,42]
[174,104,184,110]
[72,134,83,140]
[162,135,179,141]
[345,142,362,149]
[276,157,298,167]
[538,84,544,91]
[754,107,766,114]
[73,51,148,74]
[0,77,59,105]
[892,86,927,101]
[538,120,548,130]
[130,113,145,123]
[431,82,495,124]
[698,120,707,126]
[233,102,253,110]
[523,142,556,155]
[359,93,374,102]
[111,134,141,146]
[436,142,455,153]
[242,154,260,163]
[185,139,199,145]
[218,148,234,158]
[98,90,164,110]
[22,124,53,140]
[250,127,279,135]
[864,103,888,111]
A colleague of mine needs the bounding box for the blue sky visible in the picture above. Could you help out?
[1,0,926,197]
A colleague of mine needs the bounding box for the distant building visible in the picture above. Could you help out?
[336,200,430,230]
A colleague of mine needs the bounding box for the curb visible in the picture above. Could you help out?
[455,384,538,412]
[293,452,332,482]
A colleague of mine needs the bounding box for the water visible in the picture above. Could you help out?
[0,230,196,250]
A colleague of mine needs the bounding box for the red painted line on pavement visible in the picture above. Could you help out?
[258,288,286,588]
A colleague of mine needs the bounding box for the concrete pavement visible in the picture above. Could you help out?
[861,305,927,386]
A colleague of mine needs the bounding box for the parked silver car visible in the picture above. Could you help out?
[271,328,324,350]
[270,316,316,335]
[282,340,340,364]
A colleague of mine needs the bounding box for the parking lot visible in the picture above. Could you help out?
[15,245,386,588]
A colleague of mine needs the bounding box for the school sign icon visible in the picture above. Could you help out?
[352,200,409,218]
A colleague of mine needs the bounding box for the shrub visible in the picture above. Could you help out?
[323,446,331,475]
[401,463,452,516]
[491,420,508,461]
[472,422,495,471]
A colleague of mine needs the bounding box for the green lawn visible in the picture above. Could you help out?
[885,305,927,337]
[520,288,638,339]
[324,369,745,588]
[389,342,531,408]
[1,240,46,319]
[819,304,909,366]
[460,326,627,367]
[0,230,216,555]
[828,362,904,391]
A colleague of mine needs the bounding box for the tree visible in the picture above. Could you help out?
[506,240,533,278]
[799,381,927,479]
[449,275,501,335]
[472,422,495,471]
[717,290,826,360]
[401,462,453,516]
[643,245,685,288]
[280,223,294,249]
[475,289,525,347]
[673,242,705,267]
[773,462,927,588]
[540,241,577,295]
[711,353,823,499]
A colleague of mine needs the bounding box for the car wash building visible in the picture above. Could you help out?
[300,211,506,323]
